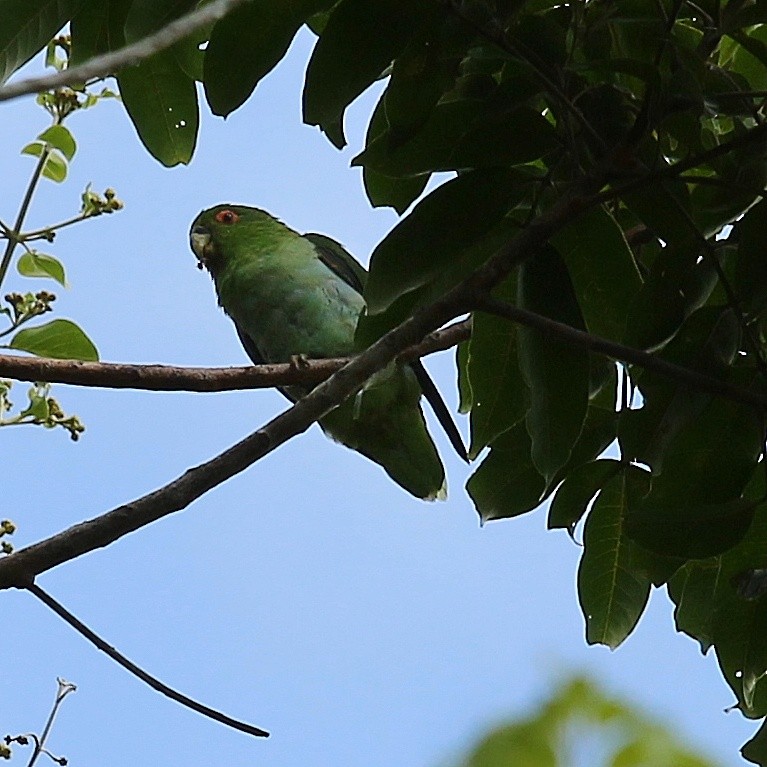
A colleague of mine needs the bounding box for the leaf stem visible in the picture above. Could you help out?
[0,150,50,290]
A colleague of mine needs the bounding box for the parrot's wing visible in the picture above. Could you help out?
[234,320,298,403]
[304,232,367,294]
[305,232,468,463]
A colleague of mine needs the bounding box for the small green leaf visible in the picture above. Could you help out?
[21,142,68,182]
[466,422,546,523]
[9,319,98,361]
[742,721,767,766]
[17,251,67,286]
[578,468,652,649]
[118,48,199,166]
[38,124,77,161]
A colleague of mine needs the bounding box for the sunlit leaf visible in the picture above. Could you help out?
[9,319,98,361]
[17,251,67,287]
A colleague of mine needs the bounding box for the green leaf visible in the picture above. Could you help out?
[38,125,77,161]
[17,251,67,286]
[9,319,99,361]
[743,721,767,766]
[124,0,196,42]
[517,247,590,482]
[303,0,437,147]
[714,598,767,716]
[578,468,652,649]
[466,422,546,523]
[548,458,621,532]
[667,560,723,654]
[736,197,767,316]
[466,277,527,459]
[118,48,199,166]
[353,101,559,176]
[204,0,332,116]
[21,142,68,182]
[0,0,83,84]
[551,206,642,341]
[70,0,130,66]
[364,169,529,315]
[361,90,429,212]
[456,338,472,415]
[618,307,740,471]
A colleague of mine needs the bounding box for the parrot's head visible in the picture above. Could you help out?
[190,205,283,274]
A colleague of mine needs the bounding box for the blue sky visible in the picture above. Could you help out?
[1,29,753,766]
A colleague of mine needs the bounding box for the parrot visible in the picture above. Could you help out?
[189,204,467,500]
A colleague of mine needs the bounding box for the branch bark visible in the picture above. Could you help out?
[0,321,470,392]
[475,297,767,408]
[0,0,250,103]
[0,173,602,590]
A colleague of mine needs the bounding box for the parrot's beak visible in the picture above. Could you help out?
[190,224,213,269]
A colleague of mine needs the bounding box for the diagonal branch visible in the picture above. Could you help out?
[0,172,604,590]
[27,583,269,738]
[0,0,250,103]
[0,321,470,392]
[475,297,767,409]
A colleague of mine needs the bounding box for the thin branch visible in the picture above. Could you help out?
[0,321,470,391]
[0,0,250,104]
[475,296,767,409]
[26,583,269,738]
[0,171,606,590]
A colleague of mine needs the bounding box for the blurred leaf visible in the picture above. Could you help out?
[303,0,437,147]
[578,467,652,649]
[466,421,545,523]
[118,48,199,166]
[467,276,527,459]
[17,251,67,286]
[9,319,99,361]
[0,0,83,84]
[204,0,332,116]
[517,247,589,482]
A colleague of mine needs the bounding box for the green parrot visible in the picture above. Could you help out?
[189,204,466,500]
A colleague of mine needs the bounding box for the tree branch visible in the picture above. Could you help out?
[0,173,604,590]
[475,296,767,408]
[26,583,269,738]
[0,0,250,104]
[0,321,470,392]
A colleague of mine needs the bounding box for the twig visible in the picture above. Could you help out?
[0,321,470,392]
[0,171,606,590]
[0,0,250,103]
[474,296,767,408]
[26,583,269,738]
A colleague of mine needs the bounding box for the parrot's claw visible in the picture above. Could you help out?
[289,353,311,370]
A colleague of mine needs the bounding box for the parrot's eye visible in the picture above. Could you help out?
[215,209,239,225]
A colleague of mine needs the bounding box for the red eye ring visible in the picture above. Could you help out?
[215,209,239,224]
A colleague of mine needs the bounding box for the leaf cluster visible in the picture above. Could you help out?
[8,0,767,762]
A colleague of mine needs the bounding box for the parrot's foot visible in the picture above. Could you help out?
[289,353,311,370]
